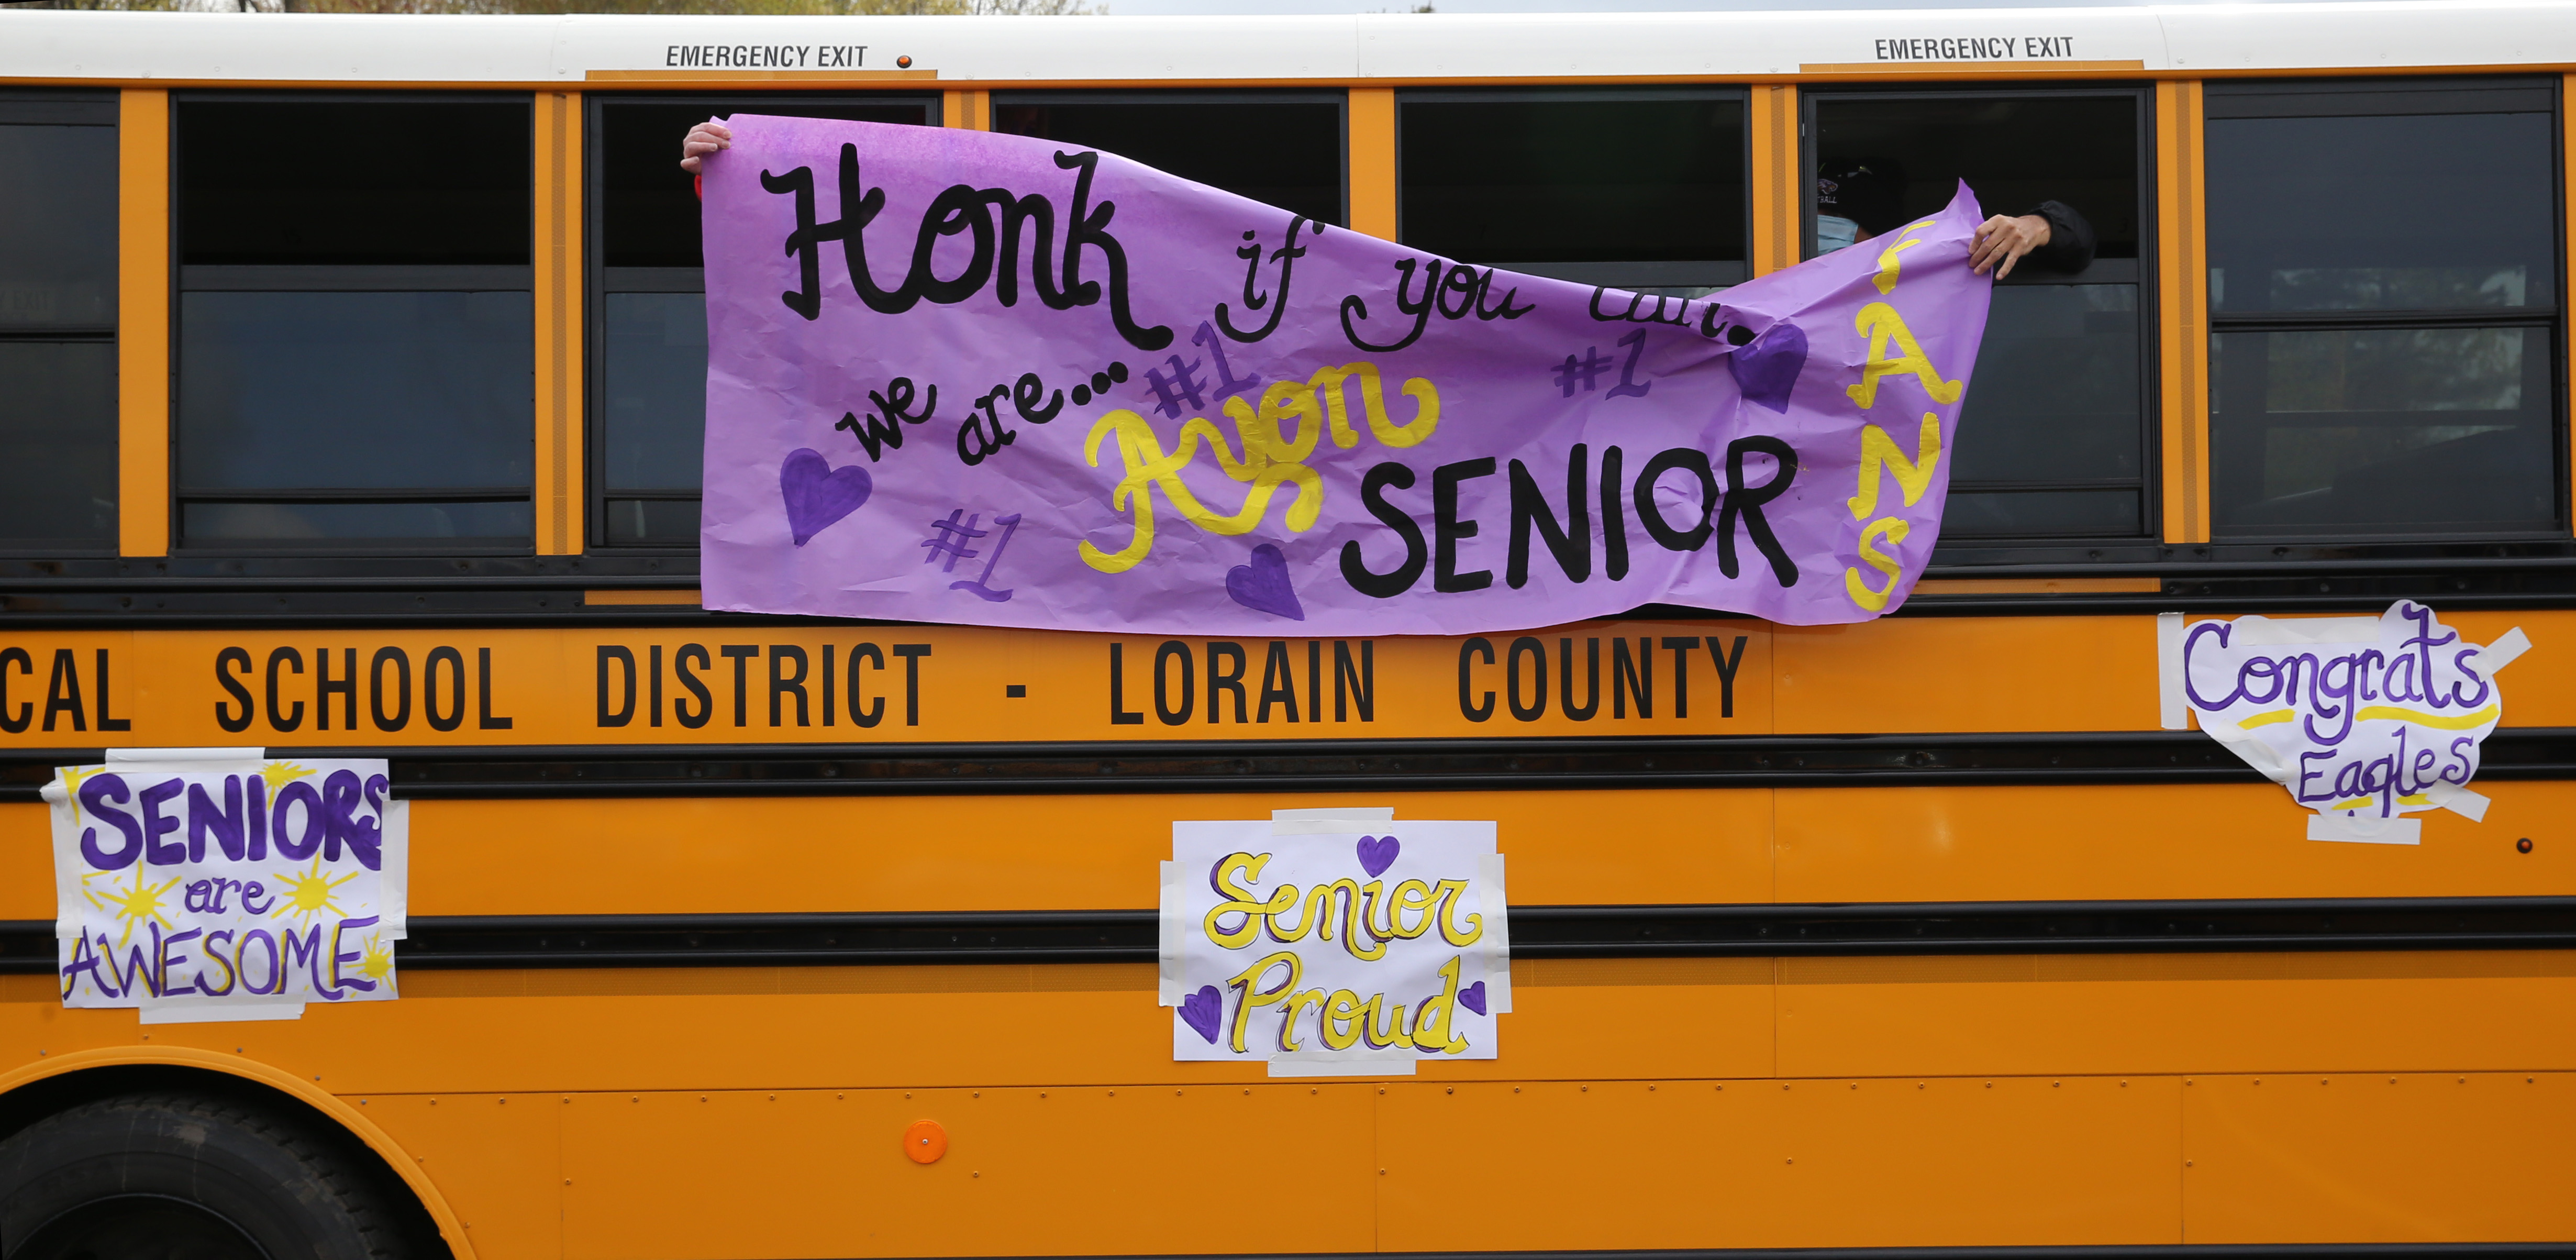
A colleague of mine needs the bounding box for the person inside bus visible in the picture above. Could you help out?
[1817,159,2096,278]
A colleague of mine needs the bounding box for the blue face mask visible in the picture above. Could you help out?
[1815,214,1861,254]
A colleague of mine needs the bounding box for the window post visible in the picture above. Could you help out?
[941,90,987,130]
[117,88,169,559]
[2154,78,2209,546]
[1749,83,1797,277]
[1347,86,1396,242]
[535,90,584,556]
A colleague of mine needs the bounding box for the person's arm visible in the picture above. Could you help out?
[2022,200,2096,274]
[1968,201,2097,278]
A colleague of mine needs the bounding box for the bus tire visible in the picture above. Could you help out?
[0,1090,414,1260]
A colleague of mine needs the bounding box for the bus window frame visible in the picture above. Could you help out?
[0,88,120,558]
[167,88,538,559]
[582,90,943,555]
[985,88,1351,230]
[1393,85,1753,294]
[1800,81,2162,561]
[2201,74,2569,546]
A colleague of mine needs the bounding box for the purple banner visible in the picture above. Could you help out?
[698,115,1992,634]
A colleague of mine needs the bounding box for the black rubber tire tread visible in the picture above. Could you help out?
[0,1090,412,1260]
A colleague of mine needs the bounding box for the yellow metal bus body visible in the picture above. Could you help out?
[0,7,2572,1259]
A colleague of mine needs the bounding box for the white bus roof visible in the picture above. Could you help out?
[0,3,2570,87]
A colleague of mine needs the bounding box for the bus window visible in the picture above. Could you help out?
[1808,90,2148,544]
[591,94,937,548]
[991,92,1345,229]
[0,91,117,552]
[175,95,533,552]
[1397,89,1746,295]
[2206,78,2561,539]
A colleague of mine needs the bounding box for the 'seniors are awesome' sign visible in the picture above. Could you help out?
[46,751,408,1022]
[697,116,1993,636]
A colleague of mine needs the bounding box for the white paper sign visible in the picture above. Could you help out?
[44,751,408,1021]
[2164,601,2529,844]
[1162,815,1506,1077]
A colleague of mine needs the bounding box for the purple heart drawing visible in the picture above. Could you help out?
[1177,985,1223,1044]
[1225,543,1305,620]
[1356,834,1400,878]
[1457,981,1486,1016]
[778,447,872,547]
[1728,320,1808,414]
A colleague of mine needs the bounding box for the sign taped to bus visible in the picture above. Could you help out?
[2172,602,2534,844]
[697,115,1994,636]
[43,753,409,1021]
[1163,814,1506,1076]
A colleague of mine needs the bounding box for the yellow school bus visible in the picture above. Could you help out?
[2,5,2573,1258]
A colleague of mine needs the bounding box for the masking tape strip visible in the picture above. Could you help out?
[2484,626,2533,673]
[2425,782,2492,823]
[2306,813,2423,846]
[377,799,411,941]
[1157,858,1187,1006]
[2157,612,2188,730]
[107,747,266,762]
[1273,806,1395,835]
[139,1003,305,1024]
[1265,1053,1418,1078]
[2231,614,2380,646]
[1478,853,1512,1014]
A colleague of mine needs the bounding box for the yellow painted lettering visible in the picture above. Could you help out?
[1320,989,1367,1050]
[1362,994,1415,1049]
[1432,878,1483,947]
[1842,516,1912,612]
[1847,412,1943,520]
[1226,950,1301,1054]
[1409,955,1471,1055]
[1870,221,1934,294]
[1387,879,1435,940]
[1844,302,1963,410]
[1278,988,1328,1052]
[1078,362,1438,573]
[1202,852,1297,950]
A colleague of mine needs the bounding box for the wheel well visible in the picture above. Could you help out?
[0,1064,453,1260]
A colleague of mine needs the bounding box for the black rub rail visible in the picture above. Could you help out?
[4,898,2571,972]
[9,730,2576,799]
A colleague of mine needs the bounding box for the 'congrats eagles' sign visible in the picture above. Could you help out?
[2166,602,2531,844]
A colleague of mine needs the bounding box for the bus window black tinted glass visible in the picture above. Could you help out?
[599,98,935,269]
[1400,96,1744,270]
[0,124,117,329]
[2207,112,2556,312]
[179,290,534,547]
[1944,284,2143,536]
[2210,326,2556,535]
[1810,96,2138,258]
[179,99,529,266]
[0,342,117,549]
[994,99,1343,227]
